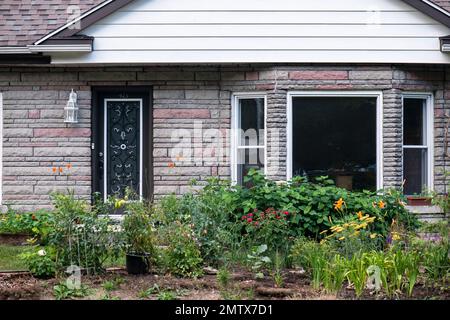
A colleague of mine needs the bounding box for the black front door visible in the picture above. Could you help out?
[92,87,152,201]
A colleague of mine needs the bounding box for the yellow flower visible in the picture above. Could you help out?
[392,233,401,241]
[338,236,346,241]
[334,198,345,211]
[114,199,126,209]
[370,233,377,239]
[319,230,328,235]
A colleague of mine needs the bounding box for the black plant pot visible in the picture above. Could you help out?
[126,253,150,275]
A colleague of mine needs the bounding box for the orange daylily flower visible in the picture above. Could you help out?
[356,211,364,220]
[378,200,386,209]
[334,198,345,211]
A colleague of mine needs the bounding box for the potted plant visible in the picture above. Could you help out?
[120,194,155,275]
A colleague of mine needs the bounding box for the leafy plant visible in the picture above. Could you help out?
[158,222,203,278]
[246,244,271,279]
[157,290,177,300]
[121,191,155,255]
[19,246,56,278]
[322,254,348,294]
[272,252,285,288]
[102,277,124,292]
[346,252,368,297]
[138,284,161,299]
[217,267,231,289]
[47,191,121,274]
[53,282,91,300]
[290,237,333,289]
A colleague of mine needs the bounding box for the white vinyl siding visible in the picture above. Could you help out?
[50,0,450,64]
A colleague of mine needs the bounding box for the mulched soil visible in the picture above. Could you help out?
[0,268,448,300]
[0,234,31,246]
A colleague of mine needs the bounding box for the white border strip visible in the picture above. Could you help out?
[287,91,384,190]
[34,0,114,45]
[104,98,143,201]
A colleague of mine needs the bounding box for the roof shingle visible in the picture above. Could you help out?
[0,0,105,46]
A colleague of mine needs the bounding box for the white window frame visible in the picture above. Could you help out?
[104,98,143,201]
[287,91,384,190]
[231,93,267,184]
[401,93,434,194]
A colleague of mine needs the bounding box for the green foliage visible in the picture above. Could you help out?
[240,208,291,253]
[158,222,203,278]
[237,170,418,240]
[246,244,272,279]
[272,251,285,288]
[322,254,348,294]
[0,209,53,242]
[290,238,332,289]
[158,178,241,265]
[19,246,56,278]
[47,191,122,274]
[102,277,124,292]
[138,284,160,299]
[53,282,91,300]
[121,195,155,255]
[157,290,177,300]
[217,267,231,289]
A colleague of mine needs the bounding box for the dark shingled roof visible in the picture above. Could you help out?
[0,0,106,46]
[0,0,449,47]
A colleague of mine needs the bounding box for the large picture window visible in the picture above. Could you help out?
[232,94,266,185]
[288,92,383,191]
[402,94,433,195]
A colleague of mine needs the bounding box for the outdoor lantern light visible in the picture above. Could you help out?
[64,89,79,123]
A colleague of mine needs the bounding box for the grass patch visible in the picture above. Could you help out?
[0,245,29,271]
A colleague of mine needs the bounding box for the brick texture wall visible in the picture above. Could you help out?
[0,64,449,211]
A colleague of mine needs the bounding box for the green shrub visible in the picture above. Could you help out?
[0,209,53,242]
[19,246,56,278]
[159,222,203,278]
[157,179,241,265]
[53,282,91,300]
[121,196,155,255]
[47,192,122,274]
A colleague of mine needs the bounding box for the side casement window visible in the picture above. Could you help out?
[231,94,267,185]
[402,94,434,195]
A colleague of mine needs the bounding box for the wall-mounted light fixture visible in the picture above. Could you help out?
[64,89,78,123]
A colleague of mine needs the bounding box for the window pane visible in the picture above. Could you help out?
[237,148,265,186]
[403,148,427,195]
[239,98,265,146]
[292,97,377,191]
[403,98,425,145]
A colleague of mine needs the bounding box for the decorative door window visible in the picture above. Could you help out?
[104,99,143,199]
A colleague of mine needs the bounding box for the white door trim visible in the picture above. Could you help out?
[104,98,143,201]
[287,91,384,190]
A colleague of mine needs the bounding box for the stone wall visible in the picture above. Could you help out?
[0,64,449,211]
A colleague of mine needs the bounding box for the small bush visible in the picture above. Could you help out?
[158,222,203,278]
[19,246,56,278]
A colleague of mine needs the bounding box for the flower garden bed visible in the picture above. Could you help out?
[0,170,448,301]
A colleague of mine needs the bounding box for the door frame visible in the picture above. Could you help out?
[92,86,153,202]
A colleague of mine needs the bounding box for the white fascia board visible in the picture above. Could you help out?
[0,47,30,54]
[27,44,92,53]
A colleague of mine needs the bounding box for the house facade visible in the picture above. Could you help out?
[0,0,449,211]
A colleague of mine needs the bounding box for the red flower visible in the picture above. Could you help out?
[284,211,289,215]
[254,221,259,226]
[247,218,253,223]
[276,215,281,219]
[241,215,247,220]
[248,213,253,217]
[253,208,258,212]
[31,214,37,221]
